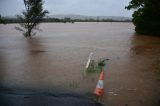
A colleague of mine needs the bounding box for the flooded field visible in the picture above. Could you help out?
[0,22,160,106]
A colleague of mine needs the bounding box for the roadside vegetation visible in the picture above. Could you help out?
[86,59,109,73]
[126,0,160,35]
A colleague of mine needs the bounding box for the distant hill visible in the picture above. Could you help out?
[49,14,132,21]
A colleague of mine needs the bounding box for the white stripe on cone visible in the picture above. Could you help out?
[96,80,104,89]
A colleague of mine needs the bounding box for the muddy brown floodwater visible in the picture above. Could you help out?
[0,22,160,106]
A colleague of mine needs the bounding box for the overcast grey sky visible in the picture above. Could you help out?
[0,0,133,17]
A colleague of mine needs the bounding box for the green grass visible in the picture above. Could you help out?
[86,59,109,73]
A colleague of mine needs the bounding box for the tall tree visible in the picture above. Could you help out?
[125,0,160,35]
[16,0,49,37]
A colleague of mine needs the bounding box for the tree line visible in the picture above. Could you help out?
[0,16,131,24]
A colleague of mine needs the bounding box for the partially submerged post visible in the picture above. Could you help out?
[84,52,93,76]
[86,52,93,69]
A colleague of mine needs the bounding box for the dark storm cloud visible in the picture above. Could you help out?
[0,0,133,17]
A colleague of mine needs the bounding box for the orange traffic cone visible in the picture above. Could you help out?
[94,71,104,97]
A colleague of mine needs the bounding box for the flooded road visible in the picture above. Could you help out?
[0,22,160,106]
